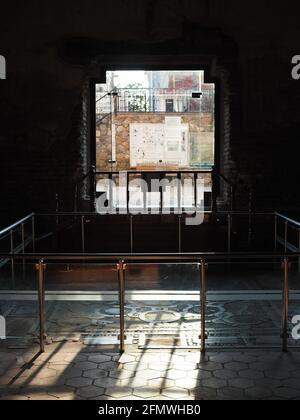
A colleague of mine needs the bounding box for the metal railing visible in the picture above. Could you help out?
[74,167,235,213]
[113,88,214,114]
[0,252,295,355]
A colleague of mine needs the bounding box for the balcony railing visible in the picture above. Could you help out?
[96,88,214,115]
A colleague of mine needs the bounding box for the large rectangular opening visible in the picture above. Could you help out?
[95,70,215,171]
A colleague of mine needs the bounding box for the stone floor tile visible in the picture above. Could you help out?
[94,376,122,388]
[74,361,97,371]
[147,377,174,388]
[228,378,254,389]
[136,369,162,380]
[239,369,264,380]
[198,361,223,371]
[273,387,300,399]
[109,369,136,380]
[161,387,189,399]
[224,362,248,371]
[213,369,238,380]
[88,355,112,364]
[83,368,107,379]
[188,369,211,380]
[244,386,273,399]
[118,354,136,364]
[123,362,148,372]
[163,369,187,380]
[191,386,217,400]
[201,377,227,389]
[175,377,201,390]
[105,386,132,398]
[133,386,161,398]
[76,385,105,399]
[65,377,92,388]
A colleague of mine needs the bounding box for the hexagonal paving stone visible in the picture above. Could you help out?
[136,369,162,380]
[213,369,238,380]
[198,362,223,371]
[281,378,300,389]
[133,386,161,399]
[291,370,300,379]
[228,378,254,390]
[118,354,136,364]
[202,378,227,389]
[273,387,300,399]
[175,377,201,390]
[148,378,175,389]
[225,362,248,371]
[123,362,148,372]
[185,354,202,363]
[47,385,75,399]
[248,362,272,371]
[265,370,291,380]
[88,355,112,364]
[105,386,132,398]
[98,361,120,371]
[188,369,211,380]
[164,369,187,380]
[239,370,264,380]
[35,368,57,380]
[109,369,136,380]
[209,354,233,364]
[94,377,122,388]
[83,369,107,379]
[192,386,217,400]
[74,362,98,371]
[254,378,281,389]
[162,387,189,399]
[65,377,93,388]
[160,355,185,364]
[232,354,257,364]
[126,377,148,388]
[217,387,245,400]
[58,367,83,380]
[245,386,273,399]
[76,385,105,399]
[149,362,173,372]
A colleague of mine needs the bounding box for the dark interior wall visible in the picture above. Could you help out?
[1,0,300,225]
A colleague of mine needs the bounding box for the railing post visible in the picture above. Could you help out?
[227,214,232,253]
[298,229,300,274]
[36,260,46,353]
[32,214,36,253]
[199,258,207,354]
[130,216,134,254]
[21,223,26,281]
[81,216,85,254]
[211,165,217,212]
[284,221,288,253]
[178,215,182,253]
[117,260,126,354]
[282,258,289,353]
[274,214,278,252]
[90,165,96,212]
[10,230,15,288]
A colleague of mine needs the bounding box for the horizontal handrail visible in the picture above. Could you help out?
[95,170,212,175]
[35,211,276,217]
[1,252,299,261]
[0,213,34,238]
[275,212,300,228]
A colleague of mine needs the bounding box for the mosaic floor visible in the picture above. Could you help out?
[1,291,300,349]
